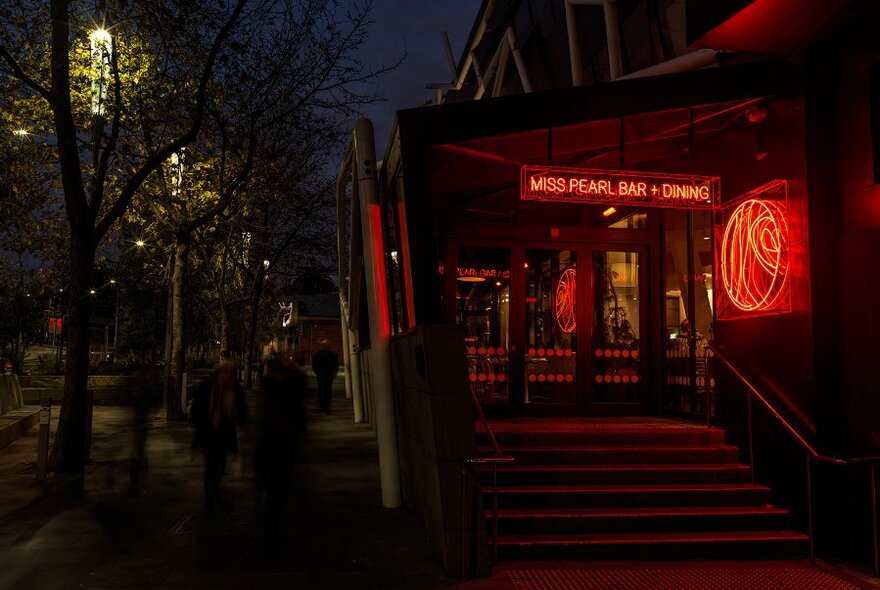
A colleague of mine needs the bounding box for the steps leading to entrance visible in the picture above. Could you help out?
[477,418,808,560]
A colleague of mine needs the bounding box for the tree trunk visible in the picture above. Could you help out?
[49,232,95,473]
[220,302,231,351]
[162,255,175,421]
[244,279,263,390]
[168,239,189,421]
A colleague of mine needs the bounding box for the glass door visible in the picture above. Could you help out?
[589,249,646,411]
[662,210,714,417]
[456,247,510,407]
[523,249,578,412]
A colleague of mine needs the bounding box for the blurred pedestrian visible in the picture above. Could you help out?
[190,350,247,514]
[129,363,161,487]
[254,352,307,556]
[311,343,338,414]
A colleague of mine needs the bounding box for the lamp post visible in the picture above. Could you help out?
[110,279,118,362]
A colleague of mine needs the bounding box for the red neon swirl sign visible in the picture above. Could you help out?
[556,268,577,333]
[720,198,789,313]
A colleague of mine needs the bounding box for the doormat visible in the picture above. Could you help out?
[505,567,861,590]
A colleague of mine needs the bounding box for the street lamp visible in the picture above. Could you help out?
[89,27,112,117]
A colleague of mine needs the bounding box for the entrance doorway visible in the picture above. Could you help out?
[455,243,647,416]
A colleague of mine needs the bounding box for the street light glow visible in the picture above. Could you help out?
[90,27,112,45]
[135,240,145,247]
[13,128,28,136]
[89,27,113,116]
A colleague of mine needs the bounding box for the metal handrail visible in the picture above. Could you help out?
[460,386,514,570]
[470,384,505,456]
[709,344,880,575]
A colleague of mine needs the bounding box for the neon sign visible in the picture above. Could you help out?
[718,181,791,318]
[555,268,577,333]
[521,166,719,208]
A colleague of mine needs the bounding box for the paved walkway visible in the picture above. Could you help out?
[0,376,877,589]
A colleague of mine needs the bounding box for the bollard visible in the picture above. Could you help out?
[83,389,94,464]
[182,371,188,417]
[36,397,51,479]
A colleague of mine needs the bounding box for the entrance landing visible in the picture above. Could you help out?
[478,417,708,434]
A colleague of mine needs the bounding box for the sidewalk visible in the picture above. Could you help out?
[0,378,877,589]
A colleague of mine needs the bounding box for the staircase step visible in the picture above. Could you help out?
[479,445,740,465]
[478,427,726,447]
[484,505,792,534]
[481,463,752,485]
[483,483,772,508]
[491,530,810,560]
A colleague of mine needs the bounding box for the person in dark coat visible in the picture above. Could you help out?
[190,350,247,514]
[253,353,307,555]
[311,343,338,414]
[129,363,161,486]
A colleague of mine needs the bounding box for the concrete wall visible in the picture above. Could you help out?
[390,324,488,579]
[0,375,24,414]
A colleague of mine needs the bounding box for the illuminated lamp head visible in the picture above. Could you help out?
[720,198,790,313]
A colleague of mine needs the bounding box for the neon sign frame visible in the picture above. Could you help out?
[521,165,720,209]
[716,180,791,319]
[555,268,577,333]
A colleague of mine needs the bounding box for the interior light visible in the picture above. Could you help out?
[457,276,486,283]
[602,206,617,217]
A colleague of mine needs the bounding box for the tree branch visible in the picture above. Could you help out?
[0,44,51,103]
[94,0,248,241]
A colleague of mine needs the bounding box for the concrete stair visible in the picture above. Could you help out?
[477,418,809,560]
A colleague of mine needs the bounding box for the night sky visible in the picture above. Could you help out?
[358,1,479,155]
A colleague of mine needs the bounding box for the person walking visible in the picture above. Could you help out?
[311,343,338,414]
[190,350,247,514]
[253,352,307,556]
[129,363,161,487]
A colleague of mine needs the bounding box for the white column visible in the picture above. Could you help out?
[348,333,365,424]
[354,118,401,508]
[340,313,353,400]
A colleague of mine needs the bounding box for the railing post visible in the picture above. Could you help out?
[871,462,879,578]
[83,389,94,464]
[705,349,712,427]
[459,464,468,580]
[806,453,815,564]
[492,462,499,564]
[747,393,755,485]
[36,397,51,479]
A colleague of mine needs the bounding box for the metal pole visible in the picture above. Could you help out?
[460,465,468,580]
[181,371,188,416]
[492,462,499,564]
[36,397,51,479]
[806,454,815,564]
[705,350,712,427]
[871,462,879,577]
[83,389,94,464]
[747,393,755,484]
